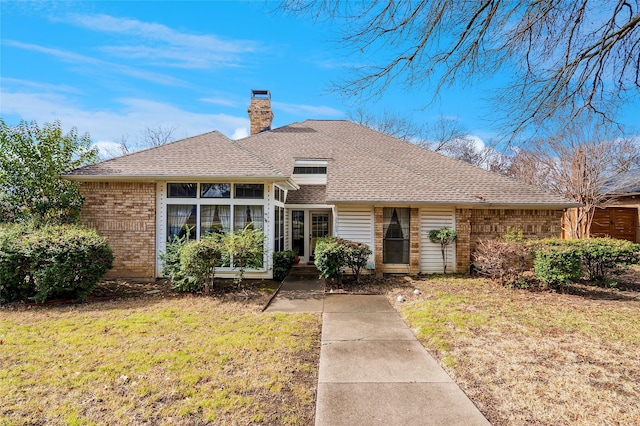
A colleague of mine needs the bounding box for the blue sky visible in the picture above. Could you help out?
[1,1,638,156]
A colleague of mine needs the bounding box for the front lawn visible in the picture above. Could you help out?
[389,276,640,425]
[0,290,321,425]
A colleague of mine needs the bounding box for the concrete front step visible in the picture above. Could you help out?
[290,264,320,276]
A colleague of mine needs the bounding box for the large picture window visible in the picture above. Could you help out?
[383,208,410,264]
[166,182,265,242]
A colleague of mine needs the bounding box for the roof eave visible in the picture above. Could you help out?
[326,199,582,209]
[62,174,293,184]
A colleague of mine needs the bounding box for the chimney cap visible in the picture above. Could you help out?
[251,89,270,99]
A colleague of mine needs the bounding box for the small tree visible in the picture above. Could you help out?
[428,228,457,274]
[222,226,265,284]
[0,119,97,224]
[179,235,223,294]
[342,240,372,283]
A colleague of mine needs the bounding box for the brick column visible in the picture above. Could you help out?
[455,208,472,274]
[410,208,420,274]
[374,207,383,277]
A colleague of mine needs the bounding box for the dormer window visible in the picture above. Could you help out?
[292,159,329,185]
[293,166,327,174]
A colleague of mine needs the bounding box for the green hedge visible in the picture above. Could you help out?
[473,236,640,290]
[533,245,581,288]
[314,236,372,282]
[0,224,113,303]
[273,250,296,282]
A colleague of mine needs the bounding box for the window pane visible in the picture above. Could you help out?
[273,206,285,252]
[291,210,305,256]
[383,208,410,264]
[293,166,327,174]
[201,183,231,198]
[167,204,196,241]
[234,205,264,231]
[235,184,264,199]
[167,183,197,198]
[201,205,230,236]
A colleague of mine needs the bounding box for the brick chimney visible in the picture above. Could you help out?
[247,89,274,135]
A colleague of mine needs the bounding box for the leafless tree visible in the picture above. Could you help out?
[509,121,640,238]
[139,125,177,148]
[347,108,420,142]
[281,1,640,136]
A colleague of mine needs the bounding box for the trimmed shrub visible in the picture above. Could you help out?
[0,224,113,303]
[573,238,640,282]
[314,236,372,282]
[273,250,296,282]
[473,239,532,287]
[314,237,345,281]
[160,234,188,289]
[341,240,372,283]
[533,245,581,289]
[177,235,223,293]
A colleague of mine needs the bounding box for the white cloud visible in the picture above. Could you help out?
[231,127,250,140]
[0,89,249,143]
[92,140,127,160]
[62,14,259,69]
[3,40,188,87]
[272,101,343,117]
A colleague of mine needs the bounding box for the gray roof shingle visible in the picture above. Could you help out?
[67,131,285,179]
[67,120,577,207]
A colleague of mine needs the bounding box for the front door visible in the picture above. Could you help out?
[290,209,331,263]
[310,212,330,261]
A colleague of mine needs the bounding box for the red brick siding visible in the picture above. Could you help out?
[456,208,563,273]
[79,182,156,280]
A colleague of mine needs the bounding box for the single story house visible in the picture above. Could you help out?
[65,90,578,281]
[589,169,640,242]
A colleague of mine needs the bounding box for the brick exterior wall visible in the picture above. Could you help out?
[410,208,420,274]
[374,207,383,276]
[79,182,156,280]
[456,208,564,273]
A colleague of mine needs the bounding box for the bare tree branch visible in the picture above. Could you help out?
[280,0,640,136]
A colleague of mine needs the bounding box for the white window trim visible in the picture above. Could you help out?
[156,181,273,278]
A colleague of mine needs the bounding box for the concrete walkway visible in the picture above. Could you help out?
[265,271,490,426]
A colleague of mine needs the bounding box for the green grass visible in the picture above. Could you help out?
[0,296,321,425]
[390,276,640,425]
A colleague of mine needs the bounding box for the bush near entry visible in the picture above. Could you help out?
[161,227,265,291]
[273,250,296,282]
[0,223,113,303]
[314,236,372,283]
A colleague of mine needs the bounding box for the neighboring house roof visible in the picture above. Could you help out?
[602,169,640,195]
[66,131,286,180]
[66,120,578,208]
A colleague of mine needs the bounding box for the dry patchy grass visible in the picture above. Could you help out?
[0,292,321,425]
[388,276,640,426]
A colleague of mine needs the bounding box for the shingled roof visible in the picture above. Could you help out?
[236,120,577,207]
[67,120,577,207]
[66,131,285,180]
